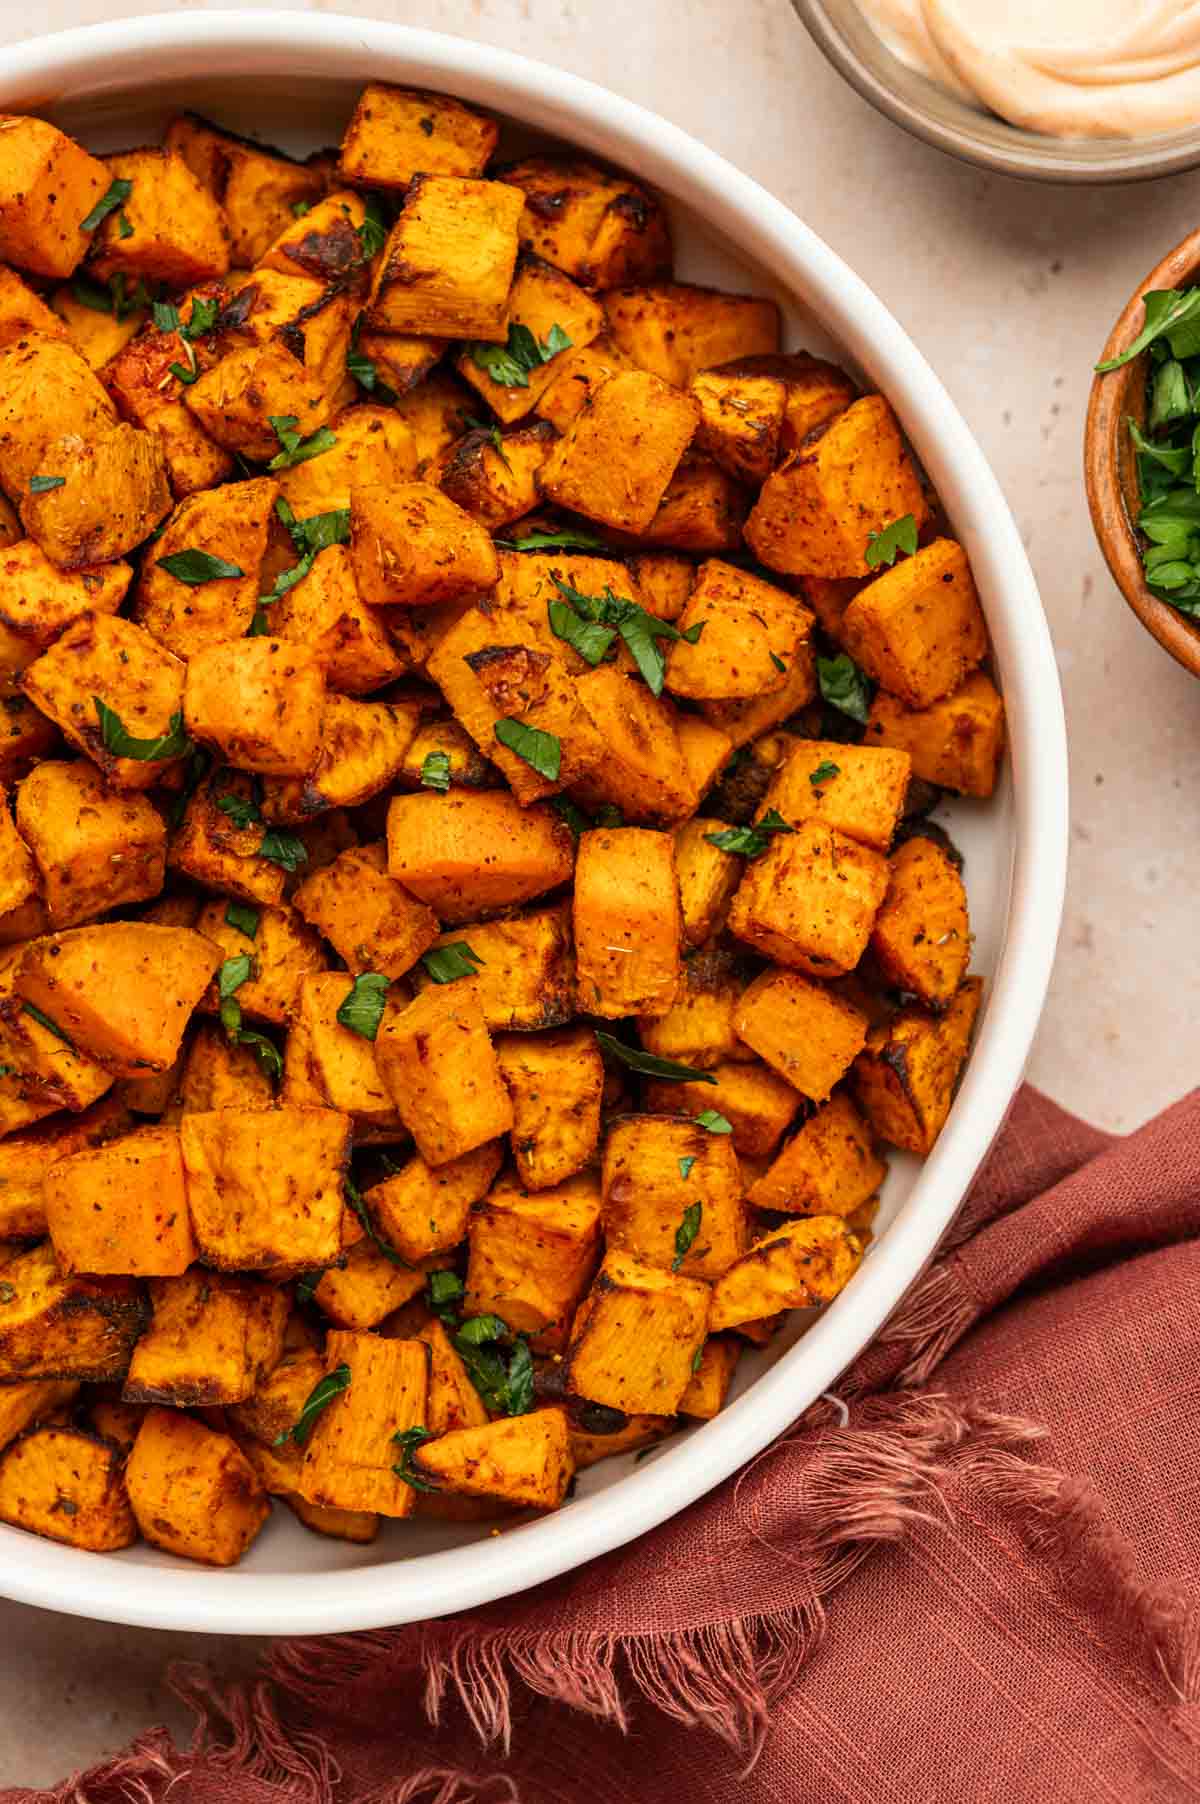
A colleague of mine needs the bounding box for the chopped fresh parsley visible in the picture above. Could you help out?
[493,718,561,782]
[809,760,841,787]
[218,953,254,1001]
[267,415,338,471]
[117,212,134,240]
[70,272,149,321]
[593,1032,717,1084]
[1096,288,1200,373]
[468,322,572,389]
[695,1109,733,1135]
[225,901,259,940]
[79,177,133,234]
[452,1314,534,1416]
[494,525,608,553]
[168,360,199,386]
[23,1001,72,1046]
[152,295,219,342]
[276,1363,351,1447]
[345,313,397,403]
[817,652,872,724]
[671,1201,703,1271]
[93,700,191,763]
[392,1424,439,1491]
[550,796,592,841]
[678,1154,697,1181]
[428,1270,465,1320]
[769,651,787,673]
[28,475,64,494]
[336,972,389,1041]
[357,194,388,261]
[291,199,313,219]
[703,808,795,859]
[420,749,452,792]
[254,499,350,616]
[864,514,918,570]
[420,942,484,985]
[548,576,703,696]
[156,549,244,585]
[258,828,308,873]
[216,793,263,830]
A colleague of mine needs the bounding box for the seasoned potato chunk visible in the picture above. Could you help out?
[179,1105,349,1273]
[273,404,416,516]
[376,985,512,1166]
[672,820,741,948]
[728,819,889,976]
[0,1096,127,1239]
[293,841,438,979]
[283,973,402,1134]
[179,1020,274,1115]
[0,116,109,279]
[0,1240,146,1382]
[366,174,524,341]
[745,395,929,580]
[168,774,287,908]
[196,899,326,1026]
[134,478,277,657]
[0,1423,136,1551]
[0,336,116,502]
[166,113,324,265]
[501,156,671,290]
[853,977,982,1156]
[17,759,165,930]
[842,539,988,710]
[184,637,324,778]
[434,421,558,531]
[310,1240,430,1331]
[0,539,130,676]
[690,361,787,485]
[733,968,867,1103]
[413,906,573,1031]
[870,833,970,1010]
[227,1343,324,1450]
[270,546,406,695]
[675,715,734,814]
[748,1091,886,1218]
[417,1318,490,1436]
[864,672,1005,798]
[538,370,698,533]
[633,455,749,554]
[126,1407,270,1566]
[666,560,810,701]
[261,693,420,823]
[565,1249,709,1415]
[89,148,229,288]
[700,644,817,751]
[574,827,681,1019]
[367,1140,503,1262]
[386,790,573,923]
[351,481,498,608]
[678,1333,742,1420]
[340,84,498,188]
[571,667,694,824]
[636,946,748,1071]
[44,1125,194,1277]
[413,1407,573,1510]
[298,1330,428,1518]
[20,611,186,791]
[257,188,367,280]
[760,739,911,854]
[0,1377,78,1454]
[708,1215,863,1331]
[603,1114,749,1280]
[495,1026,604,1191]
[101,304,233,500]
[535,336,639,432]
[123,1270,287,1406]
[185,341,334,463]
[19,423,171,572]
[465,1171,602,1350]
[457,255,604,423]
[604,284,780,388]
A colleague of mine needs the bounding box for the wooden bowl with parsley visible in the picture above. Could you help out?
[1087,229,1200,677]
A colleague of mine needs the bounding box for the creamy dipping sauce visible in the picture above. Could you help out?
[857,0,1200,138]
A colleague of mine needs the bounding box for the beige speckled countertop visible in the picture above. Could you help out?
[4,0,1200,1786]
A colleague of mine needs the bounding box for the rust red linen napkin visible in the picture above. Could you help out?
[6,1085,1200,1803]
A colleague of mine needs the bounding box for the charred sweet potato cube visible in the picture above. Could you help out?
[0,1377,77,1453]
[184,637,324,778]
[101,318,233,503]
[636,947,748,1071]
[180,1105,349,1273]
[283,974,401,1135]
[298,1330,428,1517]
[123,1270,287,1406]
[293,841,438,979]
[16,922,221,1078]
[434,420,558,531]
[257,188,367,279]
[854,976,982,1156]
[0,539,130,676]
[709,1215,863,1331]
[603,1114,748,1280]
[490,548,630,656]
[458,256,604,423]
[340,84,498,188]
[566,1249,709,1414]
[126,1406,270,1565]
[166,113,323,265]
[168,776,287,908]
[466,1170,602,1350]
[413,906,573,1032]
[463,642,604,806]
[604,284,779,388]
[17,759,162,930]
[353,329,447,405]
[0,1096,127,1240]
[535,336,639,432]
[666,560,810,702]
[219,273,354,400]
[389,369,476,471]
[0,682,58,786]
[88,148,229,288]
[350,480,498,611]
[311,1240,430,1331]
[538,370,698,533]
[626,551,693,622]
[760,739,910,853]
[44,1125,194,1277]
[273,403,416,515]
[746,395,929,579]
[386,790,574,923]
[502,155,672,290]
[197,899,326,1026]
[571,667,694,824]
[0,1240,146,1381]
[864,672,1005,799]
[227,1343,324,1450]
[179,1020,274,1115]
[748,1091,886,1218]
[678,1333,741,1419]
[184,341,334,463]
[631,455,749,555]
[842,539,988,710]
[574,827,681,1019]
[376,985,512,1167]
[870,834,970,1010]
[0,1422,136,1550]
[672,820,741,948]
[728,819,889,976]
[19,424,170,572]
[0,116,109,280]
[413,1407,573,1510]
[568,1406,674,1468]
[367,1140,503,1262]
[366,174,524,340]
[0,336,116,504]
[495,1026,603,1192]
[134,477,277,657]
[262,694,420,823]
[395,716,494,792]
[20,611,185,791]
[690,361,787,486]
[700,644,817,751]
[271,547,406,696]
[734,967,867,1103]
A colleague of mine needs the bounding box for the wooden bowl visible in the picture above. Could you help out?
[1086,225,1200,677]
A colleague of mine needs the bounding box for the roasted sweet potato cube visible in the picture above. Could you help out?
[633,454,750,554]
[490,548,629,659]
[102,330,233,503]
[700,644,817,751]
[44,1125,194,1277]
[16,922,220,1078]
[539,370,698,533]
[748,1091,886,1218]
[465,643,604,805]
[734,968,867,1103]
[465,1170,601,1350]
[20,427,169,577]
[495,1026,603,1192]
[672,820,741,948]
[764,353,858,454]
[0,942,115,1115]
[413,1406,573,1509]
[89,148,229,288]
[745,395,929,579]
[274,403,416,515]
[568,1406,674,1468]
[0,682,57,787]
[535,336,639,432]
[353,331,447,407]
[666,560,809,702]
[864,672,1005,798]
[123,1270,287,1406]
[709,1215,863,1331]
[574,827,681,1019]
[395,716,494,792]
[367,1140,503,1262]
[675,716,733,816]
[179,1020,274,1115]
[603,1114,748,1280]
[0,539,130,676]
[417,1318,489,1435]
[220,273,355,399]
[458,256,604,423]
[366,174,524,340]
[185,341,334,463]
[17,758,164,929]
[502,156,672,290]
[293,841,438,979]
[0,1377,77,1453]
[678,1333,742,1419]
[184,637,324,779]
[434,421,558,531]
[626,552,694,623]
[257,188,367,279]
[854,976,982,1156]
[298,1330,428,1517]
[0,117,109,280]
[271,547,406,696]
[283,974,401,1134]
[166,112,323,264]
[288,1494,379,1542]
[168,775,287,908]
[0,1240,146,1382]
[413,907,573,1032]
[604,284,779,388]
[565,1249,709,1414]
[198,898,326,1028]
[571,667,693,824]
[227,1343,324,1449]
[180,1105,348,1273]
[0,336,115,507]
[351,481,498,609]
[126,1407,270,1565]
[20,611,185,791]
[134,478,277,657]
[843,540,989,710]
[340,84,498,188]
[0,497,19,548]
[262,694,420,824]
[311,1239,429,1331]
[0,786,34,919]
[0,1422,136,1550]
[0,1096,127,1239]
[386,790,574,923]
[376,986,512,1167]
[760,739,911,854]
[728,819,889,976]
[389,369,476,471]
[636,947,748,1071]
[690,362,787,485]
[870,834,970,1010]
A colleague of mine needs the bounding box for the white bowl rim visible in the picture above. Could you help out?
[0,9,1068,1637]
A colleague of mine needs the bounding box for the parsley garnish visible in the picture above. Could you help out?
[695,1109,733,1134]
[255,499,350,613]
[23,1001,73,1046]
[1096,288,1200,372]
[594,1032,717,1084]
[703,808,795,859]
[493,526,608,553]
[865,514,918,570]
[420,942,484,985]
[392,1424,438,1491]
[419,749,452,792]
[336,972,389,1041]
[276,1363,351,1447]
[678,1155,697,1181]
[267,415,337,472]
[817,653,872,724]
[70,273,149,321]
[548,576,702,696]
[357,195,388,261]
[28,476,64,494]
[550,796,592,841]
[216,793,262,830]
[468,322,572,389]
[809,760,840,787]
[258,828,308,873]
[80,177,133,234]
[452,1315,534,1416]
[428,1270,465,1320]
[94,700,191,763]
[225,901,259,940]
[291,200,313,218]
[156,549,244,585]
[493,719,561,782]
[152,295,219,341]
[671,1201,703,1271]
[345,313,397,403]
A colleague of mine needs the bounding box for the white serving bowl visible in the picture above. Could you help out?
[0,10,1067,1637]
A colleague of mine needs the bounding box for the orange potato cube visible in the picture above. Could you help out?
[853,977,983,1156]
[571,667,694,825]
[20,610,185,791]
[457,255,605,424]
[747,1091,887,1217]
[502,156,672,291]
[134,477,278,657]
[89,148,230,289]
[759,739,911,853]
[0,117,109,279]
[340,84,498,189]
[677,1333,742,1420]
[603,283,779,388]
[376,984,512,1166]
[365,174,524,341]
[123,1270,287,1407]
[538,370,698,533]
[666,559,810,702]
[495,1026,604,1192]
[870,833,971,1010]
[565,1249,709,1415]
[386,790,574,924]
[298,1330,428,1518]
[0,1423,136,1551]
[413,1407,573,1510]
[465,1170,602,1350]
[350,480,498,608]
[44,1124,194,1277]
[367,1139,503,1263]
[180,1105,349,1273]
[0,1239,146,1382]
[733,968,867,1103]
[0,538,130,676]
[126,1407,270,1566]
[293,841,438,980]
[16,758,165,930]
[602,1114,749,1281]
[574,827,681,1019]
[708,1216,863,1331]
[728,818,889,976]
[183,637,324,778]
[864,672,1006,799]
[842,539,988,710]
